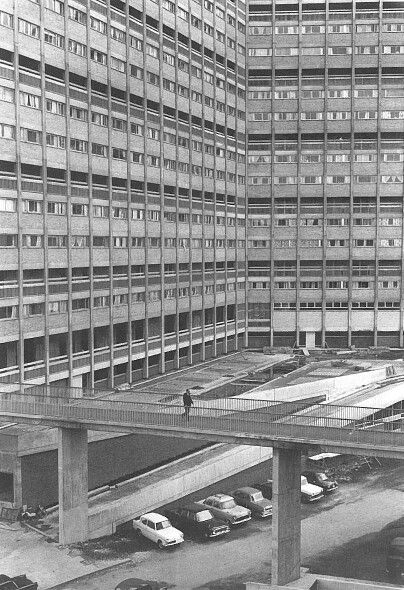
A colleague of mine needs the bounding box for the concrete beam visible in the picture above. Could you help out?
[272,446,301,586]
[58,427,88,544]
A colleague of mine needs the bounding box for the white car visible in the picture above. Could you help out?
[300,476,324,503]
[132,512,184,549]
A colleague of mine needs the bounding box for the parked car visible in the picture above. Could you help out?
[197,493,251,526]
[231,487,272,518]
[253,480,273,499]
[165,503,230,540]
[386,536,404,583]
[0,574,38,589]
[300,475,324,502]
[132,512,184,549]
[302,471,338,493]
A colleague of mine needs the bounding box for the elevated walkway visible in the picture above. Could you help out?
[0,390,402,459]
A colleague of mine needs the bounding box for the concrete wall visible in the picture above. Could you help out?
[88,444,273,539]
[21,434,207,506]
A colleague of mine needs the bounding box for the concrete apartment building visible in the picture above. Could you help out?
[0,0,247,391]
[0,0,403,508]
[247,0,404,350]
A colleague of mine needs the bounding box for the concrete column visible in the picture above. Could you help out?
[58,427,88,545]
[272,446,301,586]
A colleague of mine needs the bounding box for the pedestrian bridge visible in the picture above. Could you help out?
[0,385,403,586]
[0,386,403,459]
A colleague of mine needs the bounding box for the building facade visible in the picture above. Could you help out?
[0,0,247,389]
[247,0,404,350]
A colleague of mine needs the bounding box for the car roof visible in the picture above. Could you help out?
[182,502,212,513]
[235,486,262,495]
[207,493,233,501]
[141,512,168,523]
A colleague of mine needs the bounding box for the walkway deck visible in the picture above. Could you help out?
[0,390,402,458]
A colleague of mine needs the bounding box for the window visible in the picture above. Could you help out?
[46,132,66,149]
[0,11,13,28]
[112,148,127,160]
[354,239,374,247]
[383,45,404,54]
[381,175,403,184]
[68,39,87,57]
[327,176,350,184]
[72,298,90,311]
[93,205,109,218]
[47,201,66,215]
[19,18,40,38]
[46,98,65,115]
[69,6,86,24]
[146,71,159,86]
[91,48,107,65]
[111,25,126,43]
[147,127,160,141]
[70,138,88,153]
[178,6,189,20]
[147,155,160,167]
[71,203,88,216]
[131,123,144,136]
[48,235,67,248]
[131,65,143,80]
[23,303,44,317]
[0,234,17,247]
[382,111,404,120]
[20,92,40,109]
[355,111,377,120]
[70,106,87,121]
[90,16,107,34]
[44,0,64,15]
[146,44,159,59]
[23,234,43,248]
[111,56,126,72]
[328,24,351,33]
[92,111,108,127]
[20,128,41,144]
[356,45,378,55]
[0,198,16,212]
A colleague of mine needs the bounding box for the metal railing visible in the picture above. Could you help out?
[0,387,403,453]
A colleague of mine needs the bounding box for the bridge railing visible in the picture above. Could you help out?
[0,391,402,451]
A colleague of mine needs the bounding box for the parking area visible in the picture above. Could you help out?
[55,460,404,590]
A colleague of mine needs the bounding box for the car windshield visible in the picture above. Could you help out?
[251,492,264,502]
[220,499,236,509]
[156,520,171,530]
[196,510,213,522]
[317,473,327,481]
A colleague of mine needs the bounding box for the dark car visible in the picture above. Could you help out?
[0,574,38,590]
[386,537,404,583]
[165,503,230,539]
[302,471,338,493]
[253,480,273,500]
[232,487,272,518]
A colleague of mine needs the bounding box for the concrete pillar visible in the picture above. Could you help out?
[58,427,88,544]
[272,446,301,586]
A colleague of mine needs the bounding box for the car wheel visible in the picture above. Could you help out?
[157,540,164,549]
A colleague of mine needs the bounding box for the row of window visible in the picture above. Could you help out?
[249,239,403,248]
[249,217,403,228]
[259,280,401,290]
[249,153,404,164]
[4,199,245,226]
[272,301,401,310]
[249,87,403,100]
[0,281,246,319]
[2,7,246,69]
[248,175,404,186]
[0,82,244,141]
[248,23,404,35]
[251,110,404,121]
[0,234,246,249]
[249,45,404,57]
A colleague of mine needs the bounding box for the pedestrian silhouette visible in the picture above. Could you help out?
[183,389,194,421]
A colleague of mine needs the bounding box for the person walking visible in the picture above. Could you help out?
[182,389,194,421]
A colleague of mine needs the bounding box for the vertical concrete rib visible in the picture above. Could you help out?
[271,445,301,587]
[58,427,88,545]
